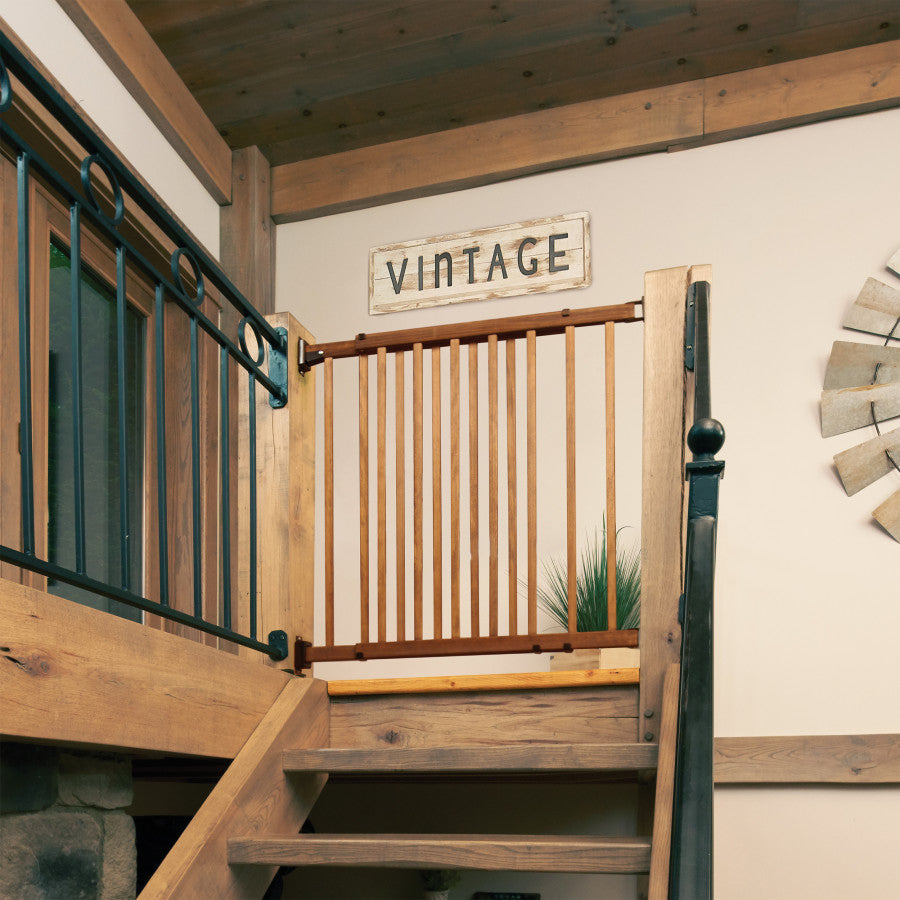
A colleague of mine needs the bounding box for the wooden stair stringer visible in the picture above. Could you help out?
[139,676,329,900]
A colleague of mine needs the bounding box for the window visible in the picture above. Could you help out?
[46,240,144,620]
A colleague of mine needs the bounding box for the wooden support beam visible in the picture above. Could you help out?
[220,146,275,315]
[0,577,291,757]
[638,267,692,737]
[140,677,329,900]
[714,734,900,784]
[271,41,900,222]
[240,313,316,663]
[56,0,232,203]
[272,82,703,222]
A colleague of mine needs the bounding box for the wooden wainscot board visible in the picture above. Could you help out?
[369,212,590,314]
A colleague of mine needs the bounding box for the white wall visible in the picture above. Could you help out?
[278,107,900,899]
[0,0,220,254]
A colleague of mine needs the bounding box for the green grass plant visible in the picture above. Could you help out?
[538,524,640,632]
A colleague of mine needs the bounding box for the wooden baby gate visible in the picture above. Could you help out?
[294,296,652,670]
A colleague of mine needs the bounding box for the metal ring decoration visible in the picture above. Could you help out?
[80,153,125,226]
[238,315,266,367]
[0,54,11,113]
[170,246,206,306]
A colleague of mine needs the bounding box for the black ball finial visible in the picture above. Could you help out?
[688,417,725,457]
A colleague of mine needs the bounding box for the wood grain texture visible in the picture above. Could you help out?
[450,339,461,638]
[326,667,640,696]
[377,347,387,642]
[488,334,499,636]
[605,320,617,630]
[272,82,703,221]
[639,266,692,734]
[824,340,900,389]
[820,381,900,437]
[873,487,900,541]
[141,678,329,899]
[834,426,900,495]
[565,325,576,632]
[395,351,406,640]
[329,685,639,748]
[431,346,442,638]
[253,313,316,656]
[413,343,424,640]
[526,329,537,634]
[323,357,334,644]
[228,833,652,873]
[219,146,274,314]
[714,734,900,784]
[648,664,680,900]
[358,354,369,641]
[704,40,900,140]
[506,338,518,634]
[57,0,232,203]
[0,577,291,756]
[284,742,657,774]
[468,343,480,636]
[842,277,900,338]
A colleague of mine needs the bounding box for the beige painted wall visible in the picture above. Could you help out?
[0,0,220,254]
[278,107,900,899]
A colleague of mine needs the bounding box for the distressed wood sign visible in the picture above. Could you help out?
[369,212,590,314]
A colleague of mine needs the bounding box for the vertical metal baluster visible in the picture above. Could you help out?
[69,203,86,574]
[16,152,35,557]
[115,246,130,590]
[220,345,231,630]
[248,370,257,640]
[189,317,202,618]
[154,285,169,606]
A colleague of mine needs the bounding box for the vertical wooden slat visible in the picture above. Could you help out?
[377,347,387,642]
[413,342,424,640]
[605,321,617,631]
[488,334,499,636]
[468,343,480,637]
[395,352,406,641]
[324,357,334,645]
[450,339,461,638]
[413,344,424,641]
[565,325,576,633]
[359,354,369,642]
[526,329,537,634]
[506,338,518,635]
[432,347,443,639]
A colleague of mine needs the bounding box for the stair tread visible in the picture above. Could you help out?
[228,833,652,874]
[283,742,657,774]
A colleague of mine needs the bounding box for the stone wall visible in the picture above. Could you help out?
[0,743,135,899]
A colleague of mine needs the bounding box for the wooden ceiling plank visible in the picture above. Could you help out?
[255,13,899,165]
[704,38,900,140]
[57,0,233,204]
[271,41,900,221]
[271,82,703,222]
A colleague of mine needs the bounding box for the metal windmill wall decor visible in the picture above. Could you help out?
[821,250,900,542]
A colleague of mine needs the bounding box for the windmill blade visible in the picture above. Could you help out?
[820,382,900,437]
[888,248,900,278]
[873,487,900,543]
[834,426,900,495]
[842,278,900,338]
[824,341,900,389]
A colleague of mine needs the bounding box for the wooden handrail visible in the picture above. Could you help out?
[305,302,641,359]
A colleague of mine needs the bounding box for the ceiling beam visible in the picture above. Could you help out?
[57,0,233,204]
[272,40,900,223]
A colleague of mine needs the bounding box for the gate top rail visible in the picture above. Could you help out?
[302,301,642,365]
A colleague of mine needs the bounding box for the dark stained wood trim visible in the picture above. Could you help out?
[714,734,900,784]
[55,0,233,203]
[271,40,900,222]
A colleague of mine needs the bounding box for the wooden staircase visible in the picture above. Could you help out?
[229,743,657,875]
[140,667,679,899]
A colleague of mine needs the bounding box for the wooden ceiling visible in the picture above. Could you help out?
[125,0,899,170]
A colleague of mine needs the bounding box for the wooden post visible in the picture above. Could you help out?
[639,266,699,735]
[239,312,316,664]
